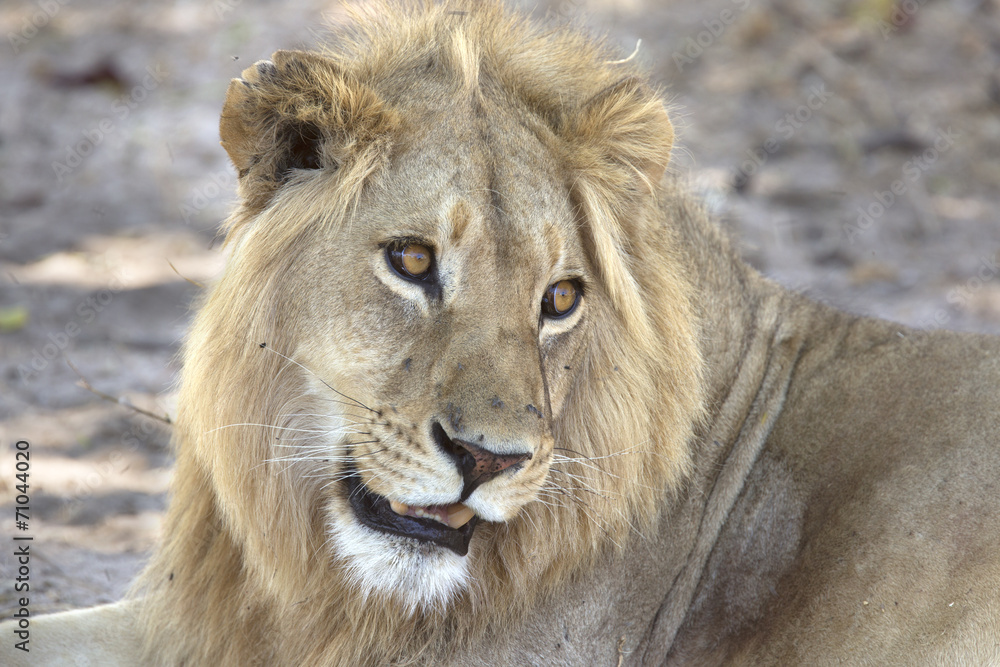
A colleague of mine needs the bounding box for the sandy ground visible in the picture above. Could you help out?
[1,0,998,617]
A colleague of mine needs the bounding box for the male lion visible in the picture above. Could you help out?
[5,1,1000,665]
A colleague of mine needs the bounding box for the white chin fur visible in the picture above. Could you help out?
[328,512,470,614]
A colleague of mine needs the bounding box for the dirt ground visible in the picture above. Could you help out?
[1,0,998,617]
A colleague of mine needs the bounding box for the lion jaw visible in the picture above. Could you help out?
[327,499,473,614]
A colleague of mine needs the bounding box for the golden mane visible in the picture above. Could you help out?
[135,2,706,663]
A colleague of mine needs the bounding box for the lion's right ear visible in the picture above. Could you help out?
[220,50,397,212]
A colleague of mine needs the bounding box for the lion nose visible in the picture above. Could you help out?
[432,422,531,501]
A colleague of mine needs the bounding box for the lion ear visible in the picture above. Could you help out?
[564,77,674,201]
[219,50,396,211]
[559,78,673,326]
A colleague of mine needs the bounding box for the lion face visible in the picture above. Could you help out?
[273,103,593,609]
[193,9,702,621]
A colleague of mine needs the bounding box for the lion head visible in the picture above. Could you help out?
[140,1,705,662]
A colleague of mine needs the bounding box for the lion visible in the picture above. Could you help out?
[5,1,1000,665]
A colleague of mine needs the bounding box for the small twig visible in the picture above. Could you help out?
[66,359,172,425]
[167,258,204,288]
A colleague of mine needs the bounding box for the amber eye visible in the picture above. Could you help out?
[387,241,434,281]
[541,279,580,318]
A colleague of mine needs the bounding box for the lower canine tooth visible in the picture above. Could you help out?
[389,500,409,516]
[446,503,475,529]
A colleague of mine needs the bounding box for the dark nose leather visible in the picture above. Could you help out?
[432,422,531,500]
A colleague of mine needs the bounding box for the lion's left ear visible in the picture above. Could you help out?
[220,50,398,212]
[557,78,674,327]
[562,77,674,201]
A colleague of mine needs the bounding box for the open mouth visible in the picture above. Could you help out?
[344,465,479,556]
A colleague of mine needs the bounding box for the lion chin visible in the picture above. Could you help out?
[329,513,470,613]
[328,463,479,613]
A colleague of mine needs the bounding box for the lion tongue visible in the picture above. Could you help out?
[389,500,475,529]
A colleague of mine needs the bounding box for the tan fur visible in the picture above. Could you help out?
[136,3,704,664]
[6,2,999,665]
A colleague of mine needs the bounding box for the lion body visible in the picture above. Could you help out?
[4,3,999,665]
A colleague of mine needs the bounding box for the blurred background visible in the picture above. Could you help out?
[1,0,998,614]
